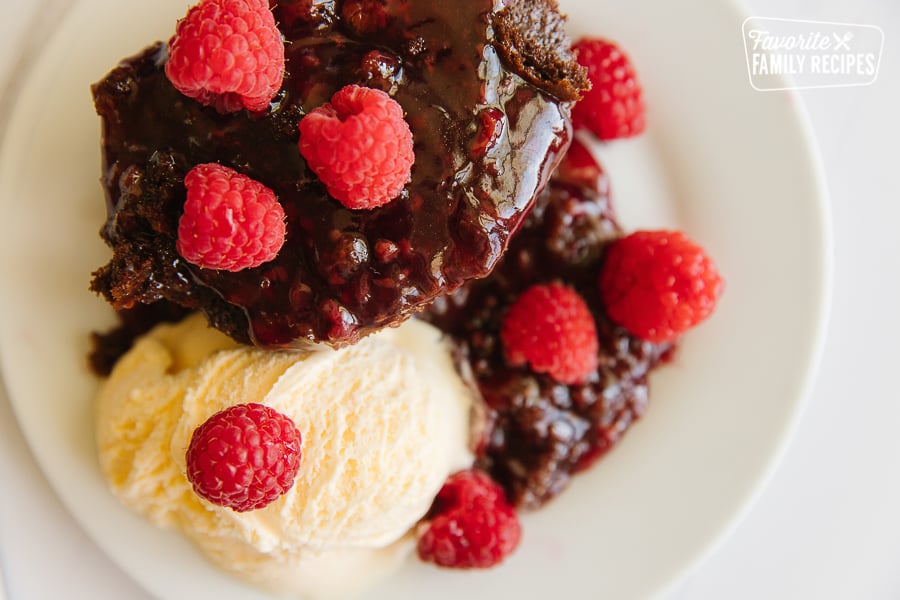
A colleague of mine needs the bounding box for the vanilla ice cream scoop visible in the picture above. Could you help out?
[95,314,474,598]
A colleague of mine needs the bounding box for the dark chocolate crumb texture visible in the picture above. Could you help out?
[90,0,588,348]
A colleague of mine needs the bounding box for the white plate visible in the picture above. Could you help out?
[0,0,830,599]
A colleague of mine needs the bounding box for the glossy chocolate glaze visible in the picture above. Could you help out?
[90,0,582,348]
[424,140,673,508]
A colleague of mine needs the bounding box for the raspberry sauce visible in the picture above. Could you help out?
[90,0,585,348]
[424,141,673,507]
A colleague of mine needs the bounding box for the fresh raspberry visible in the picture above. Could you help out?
[552,137,607,193]
[417,470,521,569]
[298,84,414,210]
[165,0,285,113]
[176,163,286,272]
[185,403,302,512]
[501,282,599,384]
[600,230,723,342]
[571,38,645,140]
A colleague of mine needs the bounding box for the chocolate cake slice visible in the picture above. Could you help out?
[424,141,673,508]
[90,0,588,348]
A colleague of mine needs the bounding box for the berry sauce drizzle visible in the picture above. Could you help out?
[90,0,575,348]
[424,140,674,508]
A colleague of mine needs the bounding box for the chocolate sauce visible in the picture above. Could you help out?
[90,0,584,348]
[424,141,673,507]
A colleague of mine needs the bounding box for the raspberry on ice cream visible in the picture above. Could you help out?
[95,314,474,597]
[185,403,301,512]
[89,0,589,349]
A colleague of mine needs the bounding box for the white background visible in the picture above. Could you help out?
[0,0,898,598]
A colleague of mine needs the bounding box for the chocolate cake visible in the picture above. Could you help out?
[90,0,588,349]
[424,140,673,508]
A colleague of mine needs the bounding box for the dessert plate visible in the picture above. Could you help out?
[0,0,830,599]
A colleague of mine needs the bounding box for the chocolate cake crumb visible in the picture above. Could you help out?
[88,301,190,376]
[492,0,590,102]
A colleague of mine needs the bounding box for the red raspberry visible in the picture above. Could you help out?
[299,84,414,210]
[501,283,599,385]
[600,230,723,342]
[417,470,521,569]
[185,403,302,512]
[571,38,645,140]
[553,137,607,193]
[176,163,286,272]
[165,0,285,113]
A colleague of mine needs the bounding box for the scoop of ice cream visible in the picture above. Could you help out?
[95,313,474,598]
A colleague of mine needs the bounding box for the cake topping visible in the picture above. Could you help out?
[298,84,414,210]
[185,403,302,512]
[500,282,599,384]
[91,0,584,348]
[165,0,285,113]
[417,470,521,569]
[599,230,723,342]
[176,163,286,272]
[571,37,646,139]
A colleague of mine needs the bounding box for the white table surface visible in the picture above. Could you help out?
[1,0,898,598]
